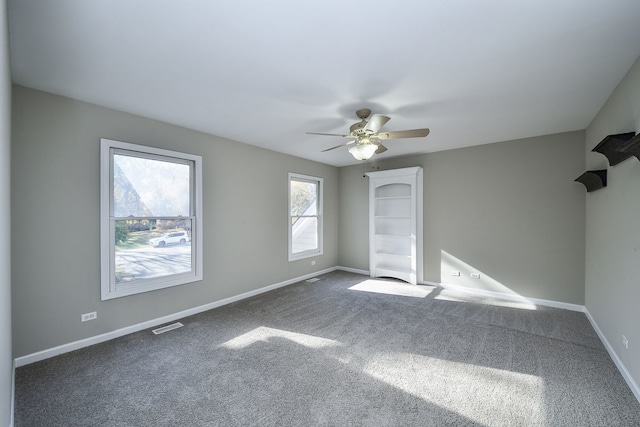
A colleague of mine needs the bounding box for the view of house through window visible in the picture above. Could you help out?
[101,139,202,300]
[289,173,323,261]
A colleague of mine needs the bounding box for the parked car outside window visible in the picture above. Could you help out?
[148,231,189,247]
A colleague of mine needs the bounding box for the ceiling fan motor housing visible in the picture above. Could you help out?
[350,121,367,136]
[349,108,374,137]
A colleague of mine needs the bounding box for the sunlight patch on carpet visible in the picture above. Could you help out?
[348,279,434,298]
[220,326,343,350]
[363,352,546,426]
[434,292,538,311]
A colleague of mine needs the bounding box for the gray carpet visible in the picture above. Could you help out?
[14,271,640,426]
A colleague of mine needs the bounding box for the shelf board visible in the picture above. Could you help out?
[376,252,411,258]
[375,196,411,200]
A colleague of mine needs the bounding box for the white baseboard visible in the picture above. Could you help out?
[429,280,586,312]
[14,267,337,368]
[9,360,14,427]
[584,309,640,403]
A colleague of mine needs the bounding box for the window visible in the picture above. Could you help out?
[100,139,202,300]
[288,173,323,261]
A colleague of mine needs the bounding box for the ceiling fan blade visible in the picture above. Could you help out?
[321,140,355,152]
[375,144,388,154]
[364,114,391,133]
[377,128,430,140]
[306,132,350,137]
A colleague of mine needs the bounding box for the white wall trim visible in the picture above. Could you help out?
[426,280,586,312]
[585,308,640,403]
[14,267,337,368]
[9,360,14,427]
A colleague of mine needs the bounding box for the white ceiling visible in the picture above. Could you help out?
[8,1,640,167]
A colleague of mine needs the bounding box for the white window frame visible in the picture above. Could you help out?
[288,172,323,261]
[100,138,203,300]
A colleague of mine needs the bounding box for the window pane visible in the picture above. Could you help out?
[114,154,190,217]
[114,219,192,285]
[291,216,318,254]
[290,180,317,216]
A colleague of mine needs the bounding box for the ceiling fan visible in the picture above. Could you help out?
[307,109,430,160]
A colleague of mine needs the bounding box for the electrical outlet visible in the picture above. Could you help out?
[470,273,481,279]
[623,335,629,350]
[311,260,316,265]
[451,271,461,276]
[81,312,97,322]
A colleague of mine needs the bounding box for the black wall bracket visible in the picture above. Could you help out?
[591,132,636,166]
[575,170,607,192]
[616,133,640,161]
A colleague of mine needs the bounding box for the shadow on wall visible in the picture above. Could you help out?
[440,250,538,310]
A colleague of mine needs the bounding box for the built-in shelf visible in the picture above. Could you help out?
[575,170,607,192]
[366,167,423,285]
[591,132,635,166]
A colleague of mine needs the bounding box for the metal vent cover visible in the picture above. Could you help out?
[152,322,184,335]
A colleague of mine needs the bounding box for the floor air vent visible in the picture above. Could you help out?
[152,322,184,335]
[306,278,320,283]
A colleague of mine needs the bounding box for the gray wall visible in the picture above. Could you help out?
[11,85,338,358]
[0,0,12,424]
[585,55,640,387]
[339,131,586,304]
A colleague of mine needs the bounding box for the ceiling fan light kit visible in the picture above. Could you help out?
[348,142,378,160]
[307,108,430,161]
